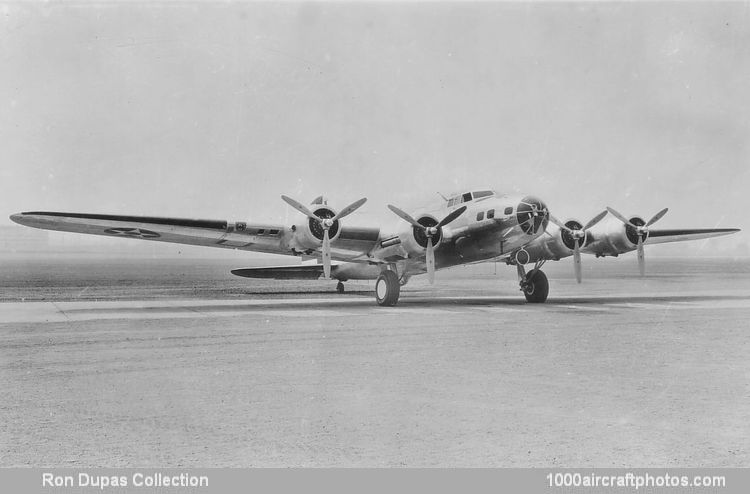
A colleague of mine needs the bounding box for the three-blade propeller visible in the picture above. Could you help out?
[387,204,467,284]
[548,210,608,283]
[281,195,367,279]
[606,206,668,276]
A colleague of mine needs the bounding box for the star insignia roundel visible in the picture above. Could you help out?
[103,227,161,239]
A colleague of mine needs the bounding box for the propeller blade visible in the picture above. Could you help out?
[606,206,635,227]
[547,214,573,233]
[281,195,318,221]
[645,207,668,227]
[322,228,331,279]
[437,205,467,228]
[426,235,435,284]
[573,243,582,284]
[387,204,423,229]
[332,197,367,221]
[583,210,608,231]
[637,235,645,276]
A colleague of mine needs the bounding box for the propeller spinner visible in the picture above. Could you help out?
[606,206,668,276]
[387,204,467,284]
[281,195,367,279]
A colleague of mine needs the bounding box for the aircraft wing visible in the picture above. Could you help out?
[230,262,382,281]
[231,265,325,279]
[9,210,294,256]
[9,211,383,261]
[645,228,740,245]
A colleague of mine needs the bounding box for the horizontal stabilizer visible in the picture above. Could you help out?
[231,265,329,280]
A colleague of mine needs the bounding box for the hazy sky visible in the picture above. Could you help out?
[2,1,748,254]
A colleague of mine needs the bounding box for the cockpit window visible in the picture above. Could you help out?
[448,190,495,207]
[472,190,493,199]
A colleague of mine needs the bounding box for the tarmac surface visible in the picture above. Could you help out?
[1,256,749,467]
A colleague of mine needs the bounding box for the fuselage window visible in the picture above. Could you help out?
[473,190,493,199]
[476,211,484,221]
[504,207,513,215]
[487,209,495,219]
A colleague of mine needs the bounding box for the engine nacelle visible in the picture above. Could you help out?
[289,205,342,252]
[585,215,647,256]
[519,219,585,263]
[396,214,443,258]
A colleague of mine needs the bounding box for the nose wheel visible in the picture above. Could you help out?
[336,281,345,294]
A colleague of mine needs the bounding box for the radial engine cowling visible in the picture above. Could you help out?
[397,214,442,257]
[523,219,585,262]
[291,205,342,250]
[592,215,648,254]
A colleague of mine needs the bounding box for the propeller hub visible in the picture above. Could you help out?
[309,207,339,240]
[560,219,585,250]
[413,216,440,248]
[625,216,648,245]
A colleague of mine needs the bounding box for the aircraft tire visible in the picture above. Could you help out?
[336,281,345,294]
[375,270,400,306]
[523,270,549,303]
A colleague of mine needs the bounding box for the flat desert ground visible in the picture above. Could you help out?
[1,255,748,467]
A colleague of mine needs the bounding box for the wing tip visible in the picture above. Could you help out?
[9,213,26,225]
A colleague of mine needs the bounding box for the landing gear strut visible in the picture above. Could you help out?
[375,270,400,306]
[336,281,345,294]
[517,260,549,303]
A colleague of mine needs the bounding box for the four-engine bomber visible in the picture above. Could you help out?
[10,189,740,306]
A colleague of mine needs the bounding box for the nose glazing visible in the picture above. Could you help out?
[516,196,549,235]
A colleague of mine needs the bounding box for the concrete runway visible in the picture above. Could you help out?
[1,256,749,467]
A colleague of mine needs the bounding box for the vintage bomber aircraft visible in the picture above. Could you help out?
[10,190,739,306]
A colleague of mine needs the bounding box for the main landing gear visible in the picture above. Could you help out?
[517,260,549,303]
[375,270,400,306]
[336,281,345,294]
[373,262,549,307]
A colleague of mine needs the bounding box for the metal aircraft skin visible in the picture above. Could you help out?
[10,190,740,306]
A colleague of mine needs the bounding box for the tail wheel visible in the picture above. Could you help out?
[375,270,400,306]
[523,270,549,303]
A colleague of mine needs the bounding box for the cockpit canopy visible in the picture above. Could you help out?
[446,190,495,208]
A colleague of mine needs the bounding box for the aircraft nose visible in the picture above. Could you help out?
[516,196,549,235]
